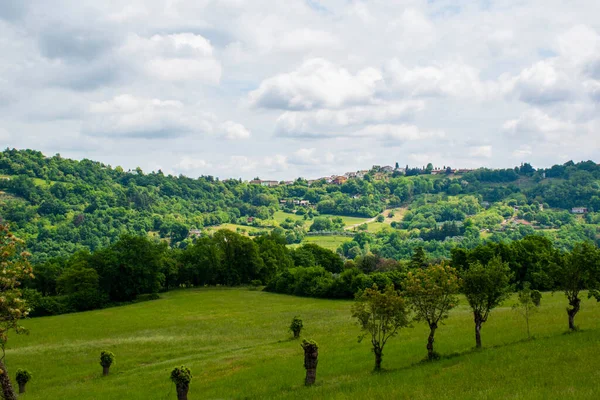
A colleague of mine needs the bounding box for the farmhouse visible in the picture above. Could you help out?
[572,207,588,214]
[332,176,348,185]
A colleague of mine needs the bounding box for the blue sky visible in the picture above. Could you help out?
[0,0,599,180]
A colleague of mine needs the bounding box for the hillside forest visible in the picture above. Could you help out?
[0,149,599,315]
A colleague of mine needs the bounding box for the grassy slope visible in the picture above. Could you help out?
[302,235,352,250]
[7,288,600,399]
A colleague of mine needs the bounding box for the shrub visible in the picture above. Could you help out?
[15,369,32,385]
[100,351,115,368]
[136,293,160,302]
[289,316,303,338]
[170,366,192,386]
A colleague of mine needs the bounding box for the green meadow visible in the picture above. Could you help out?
[8,288,600,399]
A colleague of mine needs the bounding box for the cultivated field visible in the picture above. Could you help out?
[8,288,600,399]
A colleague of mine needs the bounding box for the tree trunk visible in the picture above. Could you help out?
[567,296,580,331]
[176,384,189,400]
[103,366,110,376]
[18,382,25,394]
[0,360,17,400]
[303,345,318,385]
[374,347,382,371]
[427,323,437,360]
[474,313,483,348]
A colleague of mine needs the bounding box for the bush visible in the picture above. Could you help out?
[170,366,192,386]
[136,293,160,302]
[100,351,115,368]
[15,369,32,385]
[289,316,303,338]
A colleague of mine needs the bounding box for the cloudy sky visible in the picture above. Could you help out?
[1,0,599,180]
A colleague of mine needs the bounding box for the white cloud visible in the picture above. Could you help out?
[176,156,211,171]
[468,145,492,158]
[352,124,445,143]
[384,59,495,100]
[275,101,424,138]
[248,58,383,110]
[84,94,249,140]
[220,121,251,140]
[503,109,576,141]
[121,33,222,83]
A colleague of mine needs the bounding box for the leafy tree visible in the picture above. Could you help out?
[404,264,460,360]
[512,282,541,339]
[410,247,428,269]
[351,285,410,370]
[553,242,600,331]
[0,224,33,400]
[462,257,512,348]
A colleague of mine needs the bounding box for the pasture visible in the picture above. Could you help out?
[8,288,600,399]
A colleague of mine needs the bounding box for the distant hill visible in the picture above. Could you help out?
[0,148,599,262]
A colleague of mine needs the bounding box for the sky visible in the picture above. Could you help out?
[1,0,599,180]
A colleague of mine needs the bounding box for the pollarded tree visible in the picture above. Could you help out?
[351,284,410,371]
[0,224,34,400]
[462,257,512,348]
[512,282,542,339]
[554,242,600,331]
[171,366,192,400]
[289,316,303,339]
[404,264,460,360]
[100,351,115,376]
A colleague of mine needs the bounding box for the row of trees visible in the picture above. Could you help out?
[352,248,599,370]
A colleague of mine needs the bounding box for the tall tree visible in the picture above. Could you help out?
[404,264,460,360]
[0,224,34,400]
[553,242,600,331]
[462,257,512,348]
[351,285,410,371]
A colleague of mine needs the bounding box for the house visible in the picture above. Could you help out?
[356,170,369,178]
[456,168,473,174]
[333,176,348,185]
[261,180,279,187]
[344,172,357,178]
[299,200,310,206]
[284,181,294,185]
[250,179,262,185]
[188,229,202,237]
[430,169,445,175]
[572,207,588,214]
[381,165,394,173]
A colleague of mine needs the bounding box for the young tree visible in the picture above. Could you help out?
[171,366,192,400]
[100,351,115,376]
[351,285,410,371]
[410,247,428,269]
[0,224,33,400]
[404,264,460,360]
[301,339,319,386]
[15,369,31,394]
[512,282,542,339]
[554,242,600,331]
[462,257,512,348]
[289,316,303,339]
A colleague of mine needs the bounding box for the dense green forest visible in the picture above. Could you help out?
[0,148,599,315]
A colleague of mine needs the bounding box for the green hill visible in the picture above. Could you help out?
[8,288,600,399]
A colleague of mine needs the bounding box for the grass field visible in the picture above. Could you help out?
[7,288,600,399]
[301,235,352,250]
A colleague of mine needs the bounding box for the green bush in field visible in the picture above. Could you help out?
[15,369,31,394]
[171,366,192,400]
[100,351,115,376]
[289,316,303,338]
